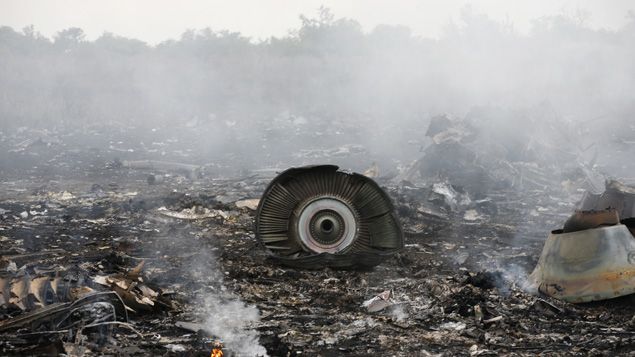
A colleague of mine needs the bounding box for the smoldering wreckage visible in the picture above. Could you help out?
[1,113,635,356]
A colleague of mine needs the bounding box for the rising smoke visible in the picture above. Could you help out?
[187,241,268,356]
[1,7,634,174]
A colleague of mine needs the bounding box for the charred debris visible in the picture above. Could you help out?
[2,111,635,356]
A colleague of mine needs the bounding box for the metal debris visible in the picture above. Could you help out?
[256,165,404,269]
[2,123,635,355]
[531,181,635,303]
[362,289,393,312]
[235,199,260,210]
[119,159,203,179]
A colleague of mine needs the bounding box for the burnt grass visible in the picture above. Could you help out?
[1,129,635,356]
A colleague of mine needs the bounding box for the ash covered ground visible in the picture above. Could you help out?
[2,123,635,356]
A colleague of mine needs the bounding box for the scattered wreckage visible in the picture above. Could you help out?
[3,122,635,355]
[401,114,603,195]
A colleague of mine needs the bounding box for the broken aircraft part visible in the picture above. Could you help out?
[562,209,620,233]
[530,220,635,303]
[256,165,403,269]
[531,181,635,303]
[577,179,635,219]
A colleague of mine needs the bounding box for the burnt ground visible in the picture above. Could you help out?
[1,127,635,356]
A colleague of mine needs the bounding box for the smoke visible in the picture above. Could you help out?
[145,214,268,356]
[388,303,409,322]
[1,6,635,174]
[202,294,268,357]
[188,245,268,356]
[500,263,536,294]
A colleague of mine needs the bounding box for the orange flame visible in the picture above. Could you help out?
[210,341,223,357]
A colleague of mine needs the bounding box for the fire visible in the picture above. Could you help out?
[210,341,223,357]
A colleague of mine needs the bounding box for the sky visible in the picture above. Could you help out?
[1,0,634,44]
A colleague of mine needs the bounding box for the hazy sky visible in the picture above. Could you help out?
[1,0,634,43]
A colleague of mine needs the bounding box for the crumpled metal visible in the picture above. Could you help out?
[530,223,635,303]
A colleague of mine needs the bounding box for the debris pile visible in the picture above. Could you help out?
[0,258,163,354]
[402,112,604,198]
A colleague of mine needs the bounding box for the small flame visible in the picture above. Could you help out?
[210,341,224,357]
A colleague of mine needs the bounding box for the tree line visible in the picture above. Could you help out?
[1,7,634,133]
